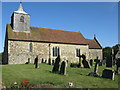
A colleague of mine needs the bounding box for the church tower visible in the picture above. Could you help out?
[11,2,30,32]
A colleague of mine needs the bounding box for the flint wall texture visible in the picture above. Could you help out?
[8,40,103,64]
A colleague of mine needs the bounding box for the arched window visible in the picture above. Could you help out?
[76,49,80,57]
[20,16,24,22]
[29,43,32,52]
[53,47,60,57]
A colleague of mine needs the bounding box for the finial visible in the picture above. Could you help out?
[18,1,23,12]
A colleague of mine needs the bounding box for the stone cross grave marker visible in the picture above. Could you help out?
[60,61,66,75]
[94,57,100,73]
[52,55,60,73]
[88,57,100,77]
[102,69,115,80]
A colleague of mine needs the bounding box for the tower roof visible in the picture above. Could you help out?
[14,2,27,14]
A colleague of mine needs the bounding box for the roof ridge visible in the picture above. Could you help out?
[86,38,94,40]
[30,26,81,34]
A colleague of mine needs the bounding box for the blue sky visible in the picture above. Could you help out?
[1,2,118,52]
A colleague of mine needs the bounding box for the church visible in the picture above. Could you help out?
[2,3,103,64]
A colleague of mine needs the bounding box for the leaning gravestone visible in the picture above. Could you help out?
[60,61,66,75]
[34,56,39,68]
[89,59,93,66]
[81,54,90,68]
[41,58,44,63]
[52,55,60,73]
[102,69,115,80]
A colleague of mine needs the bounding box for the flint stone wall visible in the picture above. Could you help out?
[8,40,102,64]
[89,49,103,60]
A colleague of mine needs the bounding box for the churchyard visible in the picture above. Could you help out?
[2,61,119,88]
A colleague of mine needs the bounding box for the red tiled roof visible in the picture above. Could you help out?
[7,24,102,49]
[7,24,87,45]
[86,38,102,49]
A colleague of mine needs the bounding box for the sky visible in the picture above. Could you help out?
[1,2,118,52]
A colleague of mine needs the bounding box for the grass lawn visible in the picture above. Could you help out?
[2,63,119,88]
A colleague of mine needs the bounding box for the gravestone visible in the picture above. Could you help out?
[34,56,39,68]
[70,63,73,67]
[60,61,66,75]
[41,58,44,63]
[106,55,112,67]
[81,55,90,68]
[48,58,51,65]
[77,63,81,68]
[52,55,60,73]
[89,59,93,66]
[94,57,100,73]
[52,60,55,65]
[88,57,100,77]
[25,58,30,64]
[45,60,47,63]
[102,69,115,80]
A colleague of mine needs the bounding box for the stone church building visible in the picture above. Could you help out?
[3,3,103,64]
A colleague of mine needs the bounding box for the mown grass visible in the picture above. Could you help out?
[2,63,119,88]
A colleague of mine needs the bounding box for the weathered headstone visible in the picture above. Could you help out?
[25,58,30,64]
[41,58,44,63]
[34,56,39,68]
[70,63,73,67]
[77,63,81,68]
[52,55,60,73]
[106,55,112,67]
[60,61,66,75]
[48,58,51,65]
[102,69,115,80]
[45,60,47,63]
[89,59,93,66]
[52,60,55,65]
[81,54,90,68]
